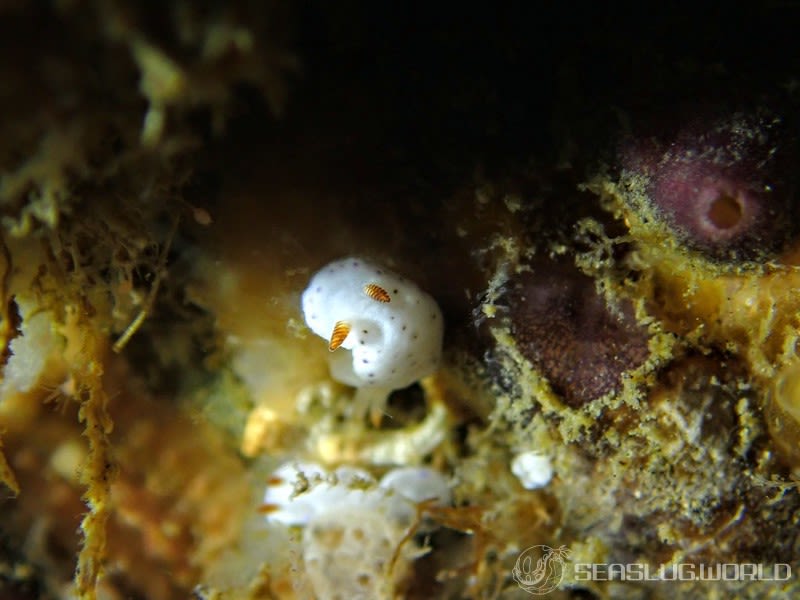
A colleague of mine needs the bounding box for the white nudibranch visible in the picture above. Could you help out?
[302,257,444,413]
[261,462,452,528]
[262,462,452,600]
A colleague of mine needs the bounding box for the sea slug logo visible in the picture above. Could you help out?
[512,545,571,595]
[512,544,792,595]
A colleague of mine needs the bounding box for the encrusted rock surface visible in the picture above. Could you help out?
[1,4,799,599]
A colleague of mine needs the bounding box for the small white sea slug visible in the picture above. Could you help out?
[262,462,451,528]
[302,257,444,413]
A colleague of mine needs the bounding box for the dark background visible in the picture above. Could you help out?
[239,2,800,182]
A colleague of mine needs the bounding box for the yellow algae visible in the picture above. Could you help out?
[589,175,800,378]
[74,347,115,600]
[0,433,19,496]
[774,361,800,425]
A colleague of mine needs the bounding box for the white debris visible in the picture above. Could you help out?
[511,451,554,490]
[1,300,61,397]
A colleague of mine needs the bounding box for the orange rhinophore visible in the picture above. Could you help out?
[328,320,351,351]
[364,283,391,303]
[257,503,281,515]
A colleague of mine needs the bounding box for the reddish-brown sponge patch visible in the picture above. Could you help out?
[506,264,651,408]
